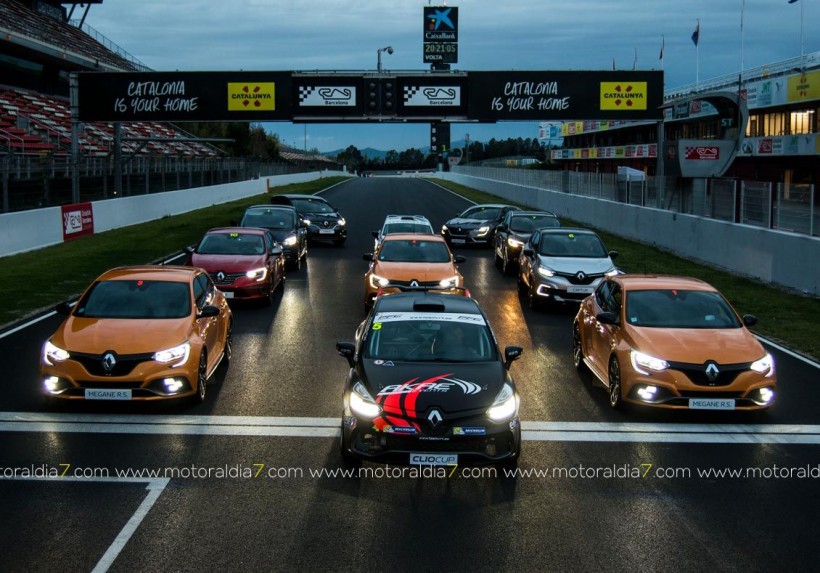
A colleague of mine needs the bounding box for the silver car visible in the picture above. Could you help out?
[517,228,620,309]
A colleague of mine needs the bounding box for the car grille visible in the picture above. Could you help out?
[209,272,244,285]
[677,390,746,398]
[556,271,603,285]
[71,351,155,377]
[389,279,442,288]
[668,361,751,387]
[74,380,146,389]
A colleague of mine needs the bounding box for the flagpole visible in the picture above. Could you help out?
[801,0,804,64]
[696,19,700,86]
[740,0,745,81]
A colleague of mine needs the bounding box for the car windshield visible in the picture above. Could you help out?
[625,289,742,329]
[510,215,560,233]
[461,206,501,220]
[538,232,607,257]
[366,313,496,362]
[198,233,265,255]
[378,239,451,263]
[240,209,294,230]
[383,222,433,235]
[291,198,334,214]
[74,280,191,319]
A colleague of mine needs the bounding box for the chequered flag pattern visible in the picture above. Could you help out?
[298,86,316,103]
[403,86,420,102]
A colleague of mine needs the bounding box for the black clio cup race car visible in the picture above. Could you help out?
[336,289,523,468]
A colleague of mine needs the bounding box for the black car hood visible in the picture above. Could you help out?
[306,212,340,222]
[360,360,506,416]
[267,230,294,242]
[445,217,492,229]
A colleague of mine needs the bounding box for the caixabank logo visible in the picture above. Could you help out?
[600,82,647,111]
[227,83,276,111]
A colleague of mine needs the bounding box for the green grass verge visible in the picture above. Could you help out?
[432,178,820,361]
[0,176,352,328]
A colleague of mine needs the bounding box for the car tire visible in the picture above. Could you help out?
[608,356,623,410]
[340,421,362,469]
[517,272,528,294]
[528,283,540,310]
[222,321,233,367]
[572,323,586,371]
[195,351,208,404]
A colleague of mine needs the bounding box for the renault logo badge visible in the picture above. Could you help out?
[705,362,720,384]
[427,409,443,428]
[576,271,586,281]
[216,271,226,283]
[102,352,117,374]
[410,280,419,287]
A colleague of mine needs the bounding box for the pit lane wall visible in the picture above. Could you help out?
[433,171,819,296]
[0,171,335,257]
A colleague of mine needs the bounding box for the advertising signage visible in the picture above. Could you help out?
[423,6,458,64]
[77,71,292,122]
[396,74,468,118]
[467,71,664,121]
[292,74,362,118]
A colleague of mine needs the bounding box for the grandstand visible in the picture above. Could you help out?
[0,0,323,212]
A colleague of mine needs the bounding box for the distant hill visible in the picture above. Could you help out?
[322,140,468,159]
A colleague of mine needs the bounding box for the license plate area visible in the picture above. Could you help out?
[85,388,132,400]
[567,286,594,294]
[689,398,735,410]
[409,453,458,466]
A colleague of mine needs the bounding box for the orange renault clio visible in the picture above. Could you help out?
[362,234,466,309]
[573,275,776,411]
[40,265,232,405]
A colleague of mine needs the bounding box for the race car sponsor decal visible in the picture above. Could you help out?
[373,312,486,325]
[377,376,482,396]
[453,426,486,436]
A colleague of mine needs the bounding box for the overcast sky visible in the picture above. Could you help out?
[82,0,818,153]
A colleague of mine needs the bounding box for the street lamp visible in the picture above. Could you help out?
[377,46,393,73]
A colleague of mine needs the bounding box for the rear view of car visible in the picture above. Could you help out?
[518,228,619,309]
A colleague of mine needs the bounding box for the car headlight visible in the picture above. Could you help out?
[337,218,346,226]
[487,383,518,421]
[605,268,621,277]
[153,342,191,367]
[537,266,555,278]
[439,276,460,288]
[245,267,268,282]
[750,353,775,377]
[369,273,390,289]
[283,235,298,246]
[507,237,524,248]
[475,225,491,237]
[43,340,70,365]
[630,350,669,375]
[303,218,312,226]
[441,224,449,233]
[349,381,381,419]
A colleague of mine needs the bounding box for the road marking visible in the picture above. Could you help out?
[0,474,169,573]
[3,412,820,444]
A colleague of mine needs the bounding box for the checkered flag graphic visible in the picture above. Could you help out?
[298,86,316,104]
[403,86,420,103]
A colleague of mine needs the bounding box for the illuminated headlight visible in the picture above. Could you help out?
[439,276,460,288]
[630,350,669,375]
[369,274,390,289]
[475,225,491,237]
[303,218,312,226]
[43,376,62,392]
[283,235,298,246]
[349,381,381,419]
[337,218,346,226]
[441,224,449,233]
[605,268,621,277]
[750,353,775,377]
[757,387,775,404]
[163,378,185,393]
[245,267,268,282]
[537,266,555,278]
[507,237,524,248]
[153,342,190,367]
[487,384,518,421]
[636,385,658,401]
[43,340,70,365]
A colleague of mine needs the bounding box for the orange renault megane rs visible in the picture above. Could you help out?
[573,275,776,411]
[40,266,232,405]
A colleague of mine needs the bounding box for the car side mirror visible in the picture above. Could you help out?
[270,245,283,256]
[596,311,620,326]
[55,302,72,316]
[608,250,619,260]
[454,255,466,264]
[336,341,356,367]
[504,345,523,369]
[197,305,220,319]
[372,231,379,238]
[522,248,534,257]
[362,253,374,262]
[183,245,195,255]
[743,314,757,327]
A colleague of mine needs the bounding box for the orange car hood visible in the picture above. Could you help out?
[628,326,765,364]
[54,317,192,354]
[374,261,457,281]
